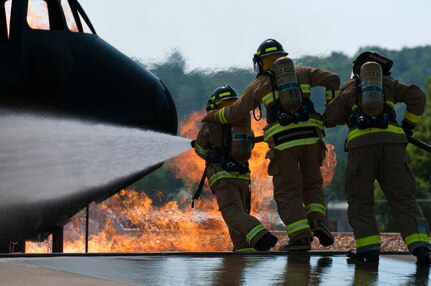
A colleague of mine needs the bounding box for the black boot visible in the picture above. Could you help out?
[347,249,380,263]
[279,239,311,251]
[311,219,334,247]
[413,246,431,265]
[254,232,278,251]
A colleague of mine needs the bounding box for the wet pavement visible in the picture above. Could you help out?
[0,252,429,285]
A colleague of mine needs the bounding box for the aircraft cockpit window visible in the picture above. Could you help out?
[27,0,65,31]
[1,0,12,42]
[61,0,78,32]
[60,0,95,34]
[76,10,92,34]
[27,0,50,30]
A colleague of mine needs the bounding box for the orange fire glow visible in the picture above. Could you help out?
[26,110,337,253]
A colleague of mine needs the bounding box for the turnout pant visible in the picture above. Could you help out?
[213,179,269,251]
[346,143,430,252]
[267,141,327,241]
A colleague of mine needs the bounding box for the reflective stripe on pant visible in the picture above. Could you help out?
[214,179,268,251]
[355,235,381,252]
[267,141,326,240]
[346,143,430,252]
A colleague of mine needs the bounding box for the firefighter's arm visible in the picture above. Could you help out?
[307,67,341,105]
[203,78,265,124]
[323,82,351,127]
[396,80,426,135]
[194,124,210,160]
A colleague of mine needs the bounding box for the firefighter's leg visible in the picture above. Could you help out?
[378,144,431,264]
[214,180,276,251]
[346,146,381,260]
[267,148,312,250]
[300,141,333,246]
[237,179,278,251]
[226,226,253,252]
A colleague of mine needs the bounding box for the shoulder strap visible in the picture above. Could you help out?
[253,104,262,121]
[222,124,231,151]
[354,76,360,106]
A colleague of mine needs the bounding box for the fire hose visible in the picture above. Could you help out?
[408,136,431,153]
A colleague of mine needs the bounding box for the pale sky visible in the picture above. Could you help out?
[79,0,431,71]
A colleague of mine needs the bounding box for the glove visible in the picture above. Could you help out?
[191,140,196,148]
[202,110,218,122]
[402,120,415,137]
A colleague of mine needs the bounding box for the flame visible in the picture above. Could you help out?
[27,191,228,253]
[26,111,337,253]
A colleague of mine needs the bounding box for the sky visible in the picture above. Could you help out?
[79,0,431,71]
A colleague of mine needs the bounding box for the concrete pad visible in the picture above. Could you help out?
[0,252,429,285]
[0,261,130,286]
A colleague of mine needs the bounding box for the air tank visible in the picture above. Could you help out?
[273,56,302,113]
[360,61,384,116]
[230,114,253,164]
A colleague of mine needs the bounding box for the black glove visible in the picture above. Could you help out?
[191,140,196,148]
[401,120,415,137]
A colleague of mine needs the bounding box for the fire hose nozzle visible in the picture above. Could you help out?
[191,140,196,148]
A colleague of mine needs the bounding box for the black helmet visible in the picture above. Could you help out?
[206,85,239,111]
[352,51,393,77]
[253,39,288,75]
[254,39,288,59]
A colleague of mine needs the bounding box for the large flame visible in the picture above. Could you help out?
[26,109,336,253]
[26,110,337,253]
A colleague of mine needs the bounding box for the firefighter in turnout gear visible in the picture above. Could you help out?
[324,51,430,264]
[193,85,278,252]
[203,39,340,251]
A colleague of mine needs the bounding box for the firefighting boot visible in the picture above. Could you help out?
[279,239,311,252]
[413,246,431,265]
[311,219,334,247]
[347,249,380,263]
[254,232,278,251]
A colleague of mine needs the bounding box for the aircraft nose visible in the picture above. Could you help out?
[153,80,178,135]
[63,37,178,134]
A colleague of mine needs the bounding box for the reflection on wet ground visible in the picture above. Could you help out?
[1,253,429,286]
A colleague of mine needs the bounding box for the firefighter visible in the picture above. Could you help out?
[203,39,340,251]
[193,85,278,252]
[324,51,430,264]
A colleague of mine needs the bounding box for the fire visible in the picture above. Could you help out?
[27,190,228,253]
[26,110,337,253]
[168,111,337,228]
